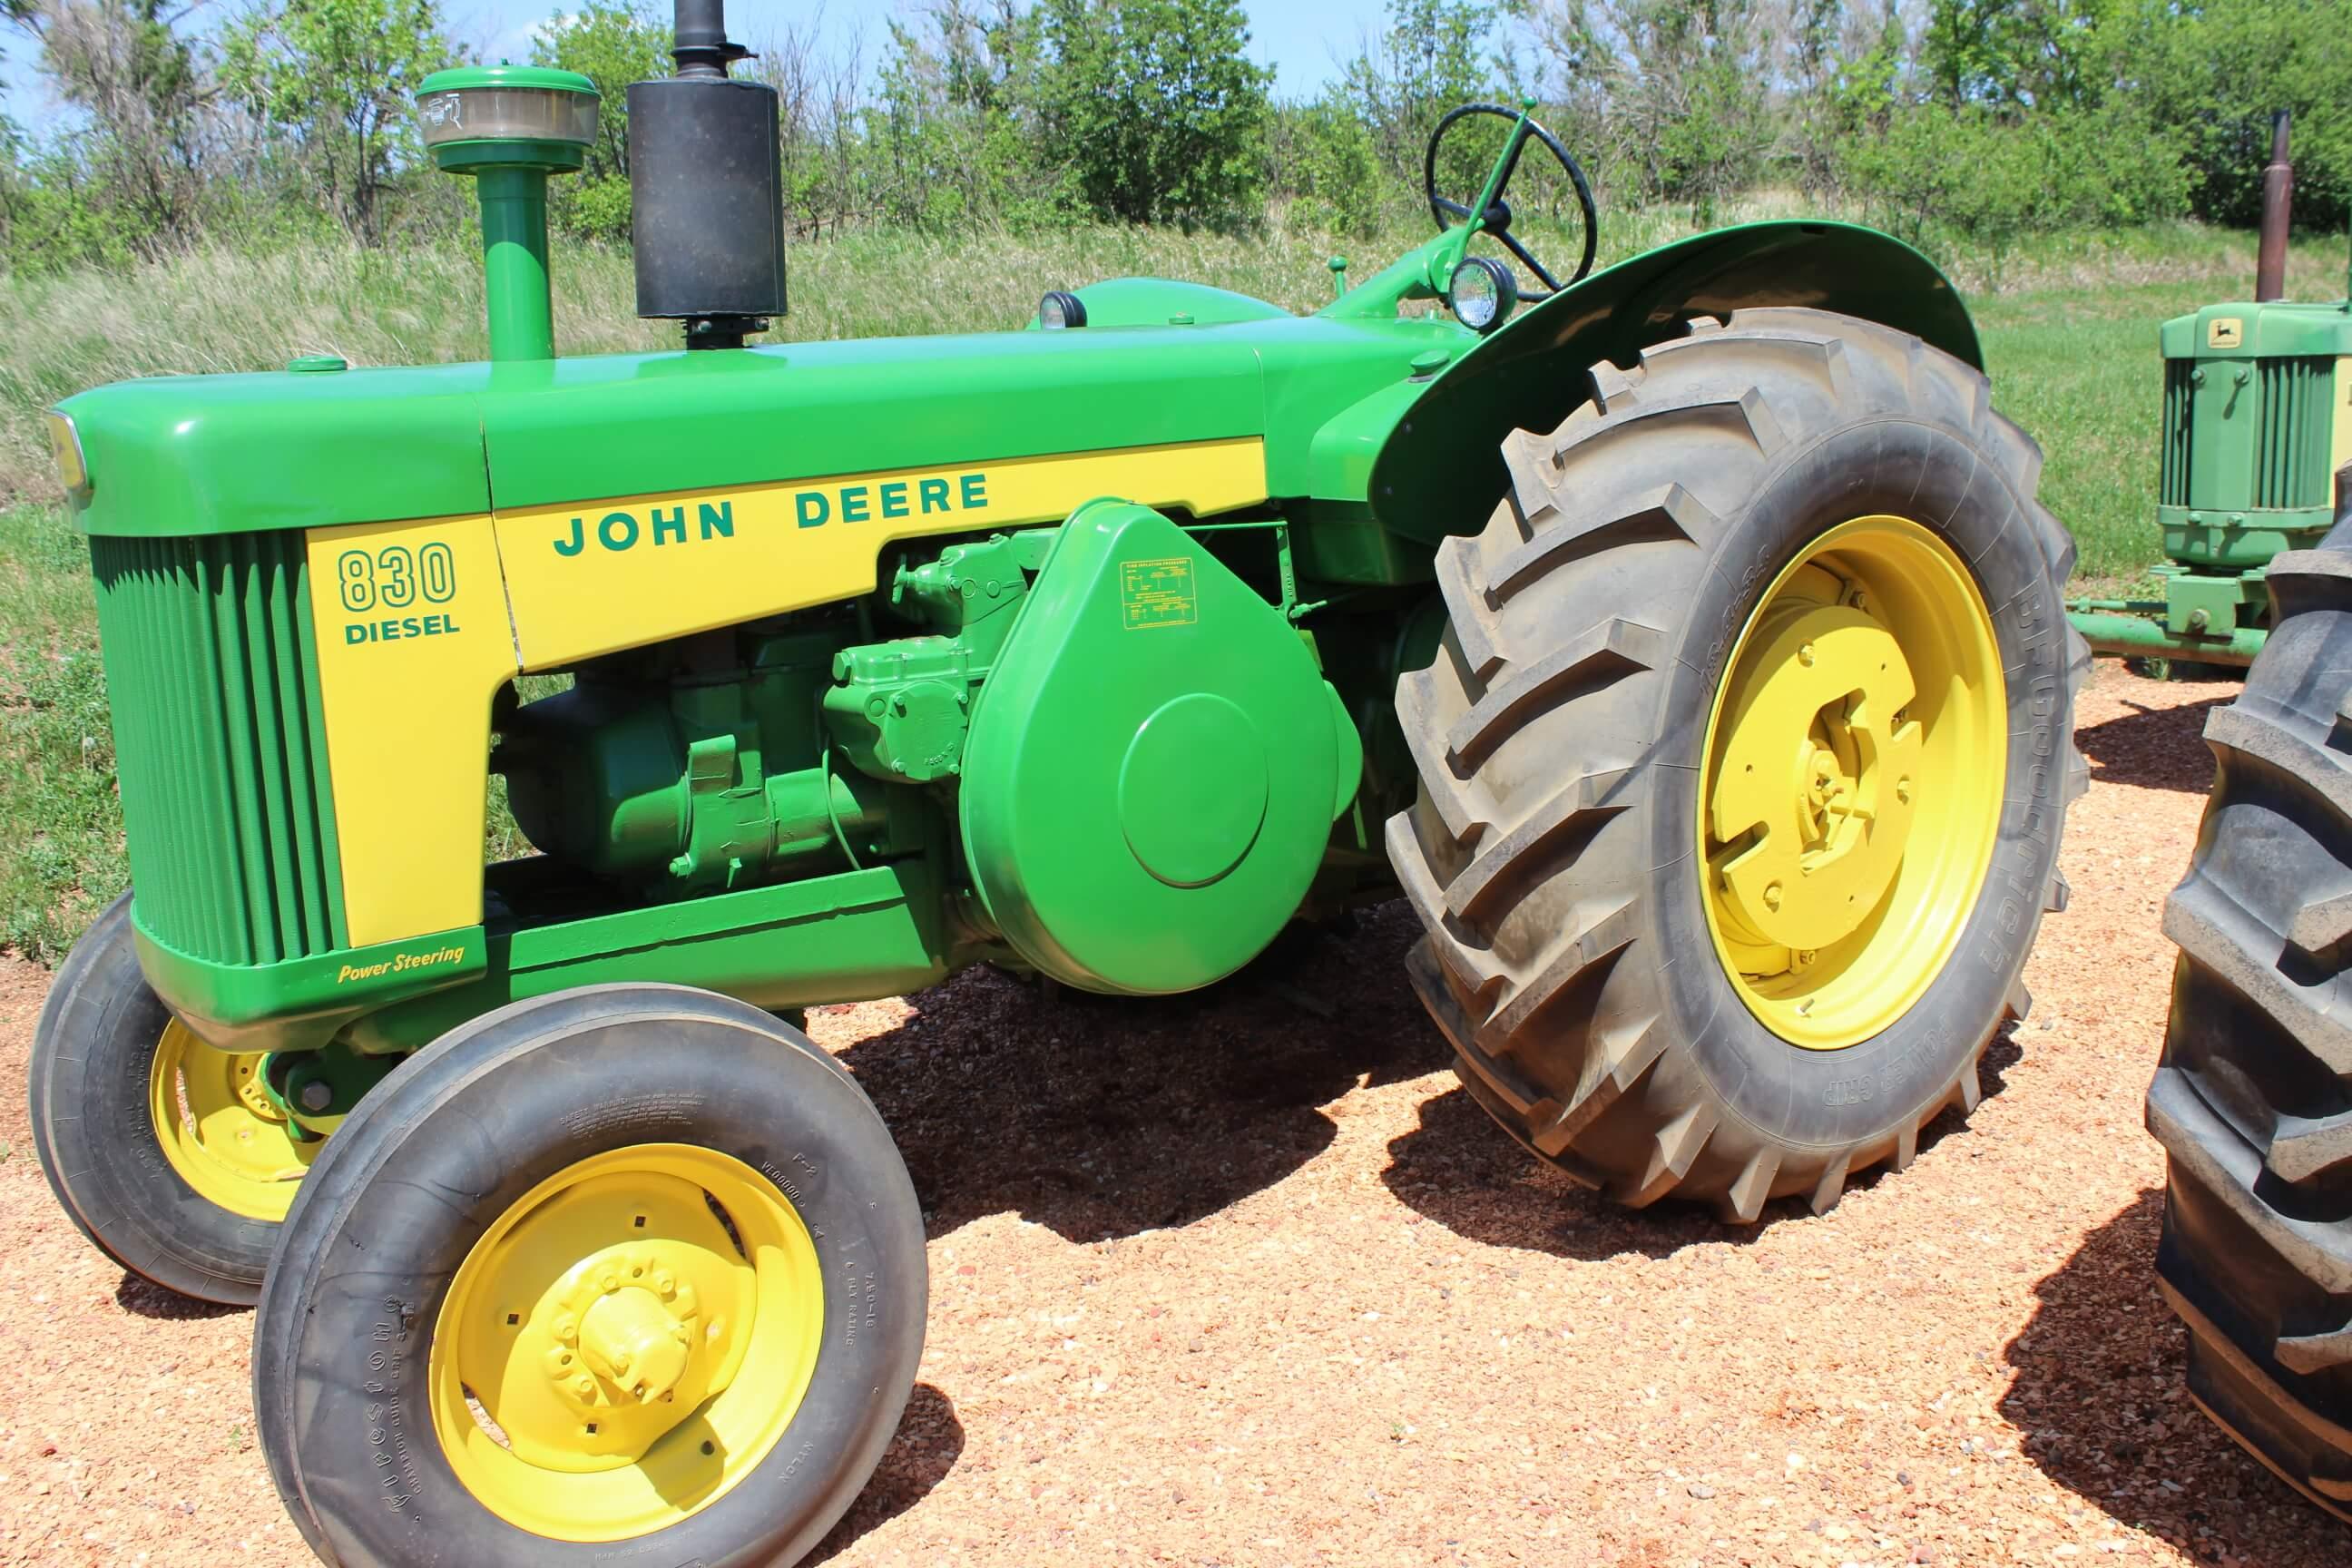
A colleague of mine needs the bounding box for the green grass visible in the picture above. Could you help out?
[0,503,127,960]
[0,213,2337,960]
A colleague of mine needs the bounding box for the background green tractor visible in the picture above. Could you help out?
[2069,111,2352,677]
[28,2,2086,1561]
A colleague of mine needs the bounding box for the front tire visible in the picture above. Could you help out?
[252,984,928,1567]
[31,892,314,1304]
[1389,309,2088,1220]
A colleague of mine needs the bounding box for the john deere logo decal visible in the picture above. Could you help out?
[550,471,992,557]
[492,438,1268,671]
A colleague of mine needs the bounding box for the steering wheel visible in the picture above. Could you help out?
[1423,103,1599,299]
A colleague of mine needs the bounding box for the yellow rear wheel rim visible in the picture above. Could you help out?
[1698,514,2006,1050]
[428,1143,825,1543]
[146,1021,314,1220]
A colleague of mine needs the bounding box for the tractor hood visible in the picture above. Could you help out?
[59,298,1469,539]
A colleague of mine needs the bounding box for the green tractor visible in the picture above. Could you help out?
[2070,111,2352,676]
[29,4,2085,1561]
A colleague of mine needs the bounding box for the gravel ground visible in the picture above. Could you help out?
[4,662,2349,1568]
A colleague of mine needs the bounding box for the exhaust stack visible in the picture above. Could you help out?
[2255,109,2292,303]
[629,0,788,348]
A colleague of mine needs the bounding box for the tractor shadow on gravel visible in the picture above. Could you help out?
[2074,691,2230,793]
[1997,1189,2348,1561]
[1377,1031,2024,1259]
[831,900,1451,1244]
[113,1271,243,1320]
[810,1383,965,1563]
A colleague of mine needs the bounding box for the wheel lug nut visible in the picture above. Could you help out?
[1896,776,1912,803]
[600,1272,620,1293]
[655,1272,675,1297]
[1764,882,1783,910]
[1798,642,1816,666]
[573,1375,595,1398]
[298,1081,334,1112]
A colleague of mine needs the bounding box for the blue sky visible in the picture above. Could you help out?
[1,0,1398,127]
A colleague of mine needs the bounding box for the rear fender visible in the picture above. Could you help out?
[1370,221,1980,543]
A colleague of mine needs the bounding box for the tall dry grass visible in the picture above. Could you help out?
[0,202,2329,503]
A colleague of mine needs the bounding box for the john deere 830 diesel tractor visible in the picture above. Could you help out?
[30,4,2085,1561]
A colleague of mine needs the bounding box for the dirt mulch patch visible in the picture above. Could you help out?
[2,662,2345,1566]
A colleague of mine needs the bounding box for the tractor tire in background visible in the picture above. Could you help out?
[2148,482,2352,1522]
[31,892,316,1305]
[1390,308,2088,1220]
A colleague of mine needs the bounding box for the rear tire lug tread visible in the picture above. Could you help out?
[2151,497,2352,1506]
[1435,535,1507,681]
[1392,308,2076,1221]
[2167,872,2352,1078]
[1446,769,1632,926]
[1443,618,1662,769]
[1487,485,1710,607]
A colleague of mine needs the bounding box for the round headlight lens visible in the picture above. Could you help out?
[1446,256,1517,334]
[44,410,88,501]
[1039,289,1087,329]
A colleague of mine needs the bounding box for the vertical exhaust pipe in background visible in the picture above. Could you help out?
[2254,109,2292,304]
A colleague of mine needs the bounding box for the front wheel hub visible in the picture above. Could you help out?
[147,1022,318,1220]
[572,1259,698,1404]
[430,1144,824,1535]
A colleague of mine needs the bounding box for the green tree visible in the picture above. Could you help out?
[868,1,1055,231]
[532,0,670,240]
[2112,0,2349,226]
[1271,97,1383,236]
[220,0,455,242]
[1340,0,1499,185]
[1033,0,1272,227]
[1535,0,1771,218]
[25,0,219,250]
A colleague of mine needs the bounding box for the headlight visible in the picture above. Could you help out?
[1446,256,1517,334]
[1039,290,1087,329]
[44,410,89,502]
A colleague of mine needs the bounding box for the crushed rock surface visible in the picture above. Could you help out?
[2,663,2347,1567]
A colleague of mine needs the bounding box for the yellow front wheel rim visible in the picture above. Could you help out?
[429,1143,825,1543]
[1699,515,2006,1049]
[146,1021,314,1220]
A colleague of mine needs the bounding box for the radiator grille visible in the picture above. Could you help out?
[2160,358,2195,507]
[91,533,347,965]
[2254,356,2334,511]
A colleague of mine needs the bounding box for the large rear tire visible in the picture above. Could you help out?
[1389,309,2087,1220]
[2148,498,2352,1521]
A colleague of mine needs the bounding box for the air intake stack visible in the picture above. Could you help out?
[629,0,788,348]
[416,64,601,362]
